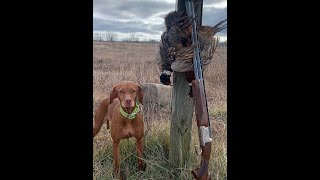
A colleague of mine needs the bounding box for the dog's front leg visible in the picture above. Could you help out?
[113,141,121,179]
[136,138,144,171]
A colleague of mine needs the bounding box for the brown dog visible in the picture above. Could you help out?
[93,81,144,179]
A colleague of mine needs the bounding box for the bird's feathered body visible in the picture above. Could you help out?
[157,10,227,77]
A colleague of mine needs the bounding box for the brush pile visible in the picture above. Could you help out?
[158,11,227,73]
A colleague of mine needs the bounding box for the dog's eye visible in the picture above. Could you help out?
[130,90,136,93]
[119,90,124,94]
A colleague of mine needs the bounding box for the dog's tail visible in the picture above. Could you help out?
[93,97,110,137]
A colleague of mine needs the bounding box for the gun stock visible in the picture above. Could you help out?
[192,143,212,180]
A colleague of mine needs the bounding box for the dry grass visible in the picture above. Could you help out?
[93,41,227,179]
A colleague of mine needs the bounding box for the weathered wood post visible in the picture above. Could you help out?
[169,72,194,166]
[169,0,203,169]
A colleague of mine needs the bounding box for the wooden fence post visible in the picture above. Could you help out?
[168,0,203,172]
[169,72,194,166]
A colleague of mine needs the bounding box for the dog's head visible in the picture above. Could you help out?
[109,81,143,109]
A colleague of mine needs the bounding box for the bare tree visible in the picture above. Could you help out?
[107,32,117,42]
[129,33,139,42]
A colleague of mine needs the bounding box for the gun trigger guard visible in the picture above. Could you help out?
[195,145,202,155]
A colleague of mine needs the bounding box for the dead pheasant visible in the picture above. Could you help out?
[158,10,227,77]
[171,19,227,72]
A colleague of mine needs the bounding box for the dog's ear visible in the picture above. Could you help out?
[137,85,143,105]
[109,85,118,105]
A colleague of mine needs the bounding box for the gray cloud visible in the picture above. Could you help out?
[94,0,174,20]
[205,0,226,4]
[93,17,162,35]
[93,0,227,40]
[116,1,174,19]
[202,7,227,36]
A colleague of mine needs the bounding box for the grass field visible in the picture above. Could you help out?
[93,41,227,179]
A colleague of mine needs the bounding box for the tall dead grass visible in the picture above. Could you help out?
[93,41,227,179]
[93,41,226,111]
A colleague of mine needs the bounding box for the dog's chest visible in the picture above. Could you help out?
[121,121,135,138]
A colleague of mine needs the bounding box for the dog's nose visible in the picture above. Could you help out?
[125,99,132,104]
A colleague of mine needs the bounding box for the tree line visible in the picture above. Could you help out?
[93,32,227,46]
[93,32,159,44]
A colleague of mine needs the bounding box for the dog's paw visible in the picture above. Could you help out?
[138,162,147,171]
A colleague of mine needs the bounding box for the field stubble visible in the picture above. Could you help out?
[93,41,227,179]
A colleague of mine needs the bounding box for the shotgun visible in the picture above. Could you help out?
[185,0,212,179]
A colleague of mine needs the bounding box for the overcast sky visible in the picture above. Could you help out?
[93,0,227,41]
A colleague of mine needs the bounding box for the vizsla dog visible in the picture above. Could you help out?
[93,81,144,179]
